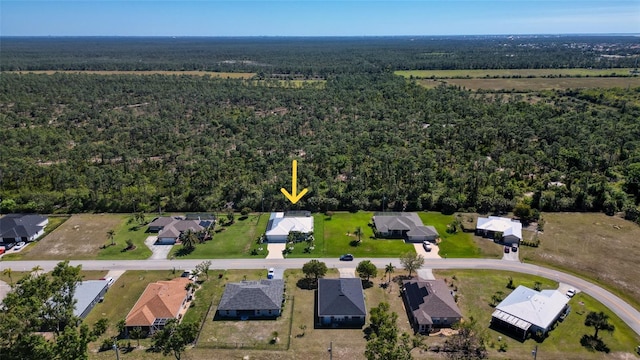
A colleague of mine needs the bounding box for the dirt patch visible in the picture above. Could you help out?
[22,214,124,260]
[521,212,640,309]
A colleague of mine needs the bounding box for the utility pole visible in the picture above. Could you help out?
[532,344,537,360]
[328,341,333,360]
[113,341,120,360]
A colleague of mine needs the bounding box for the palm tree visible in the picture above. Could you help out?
[2,268,13,285]
[385,263,395,284]
[354,226,363,243]
[31,265,44,277]
[130,326,143,347]
[181,229,197,251]
[107,229,116,246]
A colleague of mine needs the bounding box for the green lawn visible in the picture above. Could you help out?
[96,215,153,260]
[286,212,415,258]
[169,214,269,259]
[418,212,481,258]
[434,270,640,359]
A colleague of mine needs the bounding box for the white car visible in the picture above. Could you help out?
[101,276,115,287]
[422,241,432,252]
[566,288,576,298]
[267,268,275,279]
[13,242,26,251]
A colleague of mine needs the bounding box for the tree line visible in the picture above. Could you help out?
[1,70,640,219]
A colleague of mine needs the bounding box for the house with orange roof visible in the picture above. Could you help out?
[125,277,192,335]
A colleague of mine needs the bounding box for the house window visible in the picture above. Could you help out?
[268,310,272,314]
[226,310,230,315]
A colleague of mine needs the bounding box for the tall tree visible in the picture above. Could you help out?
[584,311,615,340]
[356,260,377,282]
[151,319,199,360]
[107,229,116,246]
[355,226,363,243]
[194,260,211,280]
[365,302,413,360]
[384,263,395,284]
[400,252,424,277]
[180,229,197,251]
[302,260,328,282]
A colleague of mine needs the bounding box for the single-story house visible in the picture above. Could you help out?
[74,280,109,319]
[402,279,463,333]
[491,285,570,340]
[125,277,192,335]
[476,216,522,243]
[148,217,209,245]
[216,279,285,319]
[372,212,438,243]
[317,278,366,328]
[0,214,49,243]
[265,211,314,243]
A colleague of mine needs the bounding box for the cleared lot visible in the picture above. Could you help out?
[21,214,124,260]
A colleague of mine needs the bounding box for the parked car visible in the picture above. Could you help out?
[340,254,354,261]
[504,246,510,253]
[267,268,275,279]
[100,276,114,287]
[566,288,576,298]
[511,245,518,252]
[422,241,432,252]
[13,242,26,251]
[181,270,193,278]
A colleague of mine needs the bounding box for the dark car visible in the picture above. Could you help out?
[511,246,518,252]
[504,246,510,253]
[340,254,354,261]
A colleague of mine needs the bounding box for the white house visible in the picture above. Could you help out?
[491,285,570,340]
[476,216,522,243]
[265,211,314,243]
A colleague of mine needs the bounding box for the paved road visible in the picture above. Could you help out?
[1,258,639,336]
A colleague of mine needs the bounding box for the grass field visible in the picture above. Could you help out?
[396,68,637,79]
[434,269,640,359]
[418,212,489,258]
[11,70,256,79]
[444,77,640,91]
[521,212,640,312]
[169,214,269,259]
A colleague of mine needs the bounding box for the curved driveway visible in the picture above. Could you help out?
[1,258,638,336]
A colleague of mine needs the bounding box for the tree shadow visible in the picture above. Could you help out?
[361,280,373,289]
[349,240,361,247]
[175,247,195,257]
[580,335,610,353]
[296,278,317,290]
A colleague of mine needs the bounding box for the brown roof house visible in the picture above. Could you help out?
[125,277,192,335]
[402,279,463,334]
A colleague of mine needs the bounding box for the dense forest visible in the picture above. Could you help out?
[1,37,639,219]
[1,36,639,75]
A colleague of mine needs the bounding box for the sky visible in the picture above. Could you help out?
[1,1,639,37]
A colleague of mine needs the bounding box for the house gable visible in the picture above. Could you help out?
[402,279,462,331]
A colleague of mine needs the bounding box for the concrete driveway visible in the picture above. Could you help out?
[416,269,435,280]
[144,236,174,260]
[413,242,442,259]
[266,243,286,259]
[502,243,520,262]
[338,268,357,278]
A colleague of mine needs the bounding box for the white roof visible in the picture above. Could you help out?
[74,280,109,317]
[476,216,522,240]
[494,285,569,330]
[266,212,314,237]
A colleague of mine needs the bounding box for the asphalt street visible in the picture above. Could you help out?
[1,257,638,336]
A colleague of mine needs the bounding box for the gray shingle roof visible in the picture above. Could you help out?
[373,213,438,237]
[0,214,47,239]
[217,279,284,311]
[318,278,366,317]
[403,279,462,325]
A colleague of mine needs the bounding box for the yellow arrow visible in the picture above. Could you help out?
[281,160,308,204]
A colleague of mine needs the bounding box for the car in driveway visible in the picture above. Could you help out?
[267,268,275,279]
[566,288,576,298]
[340,254,354,261]
[422,241,432,252]
[511,245,518,252]
[13,242,26,251]
[100,276,115,287]
[504,246,510,253]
